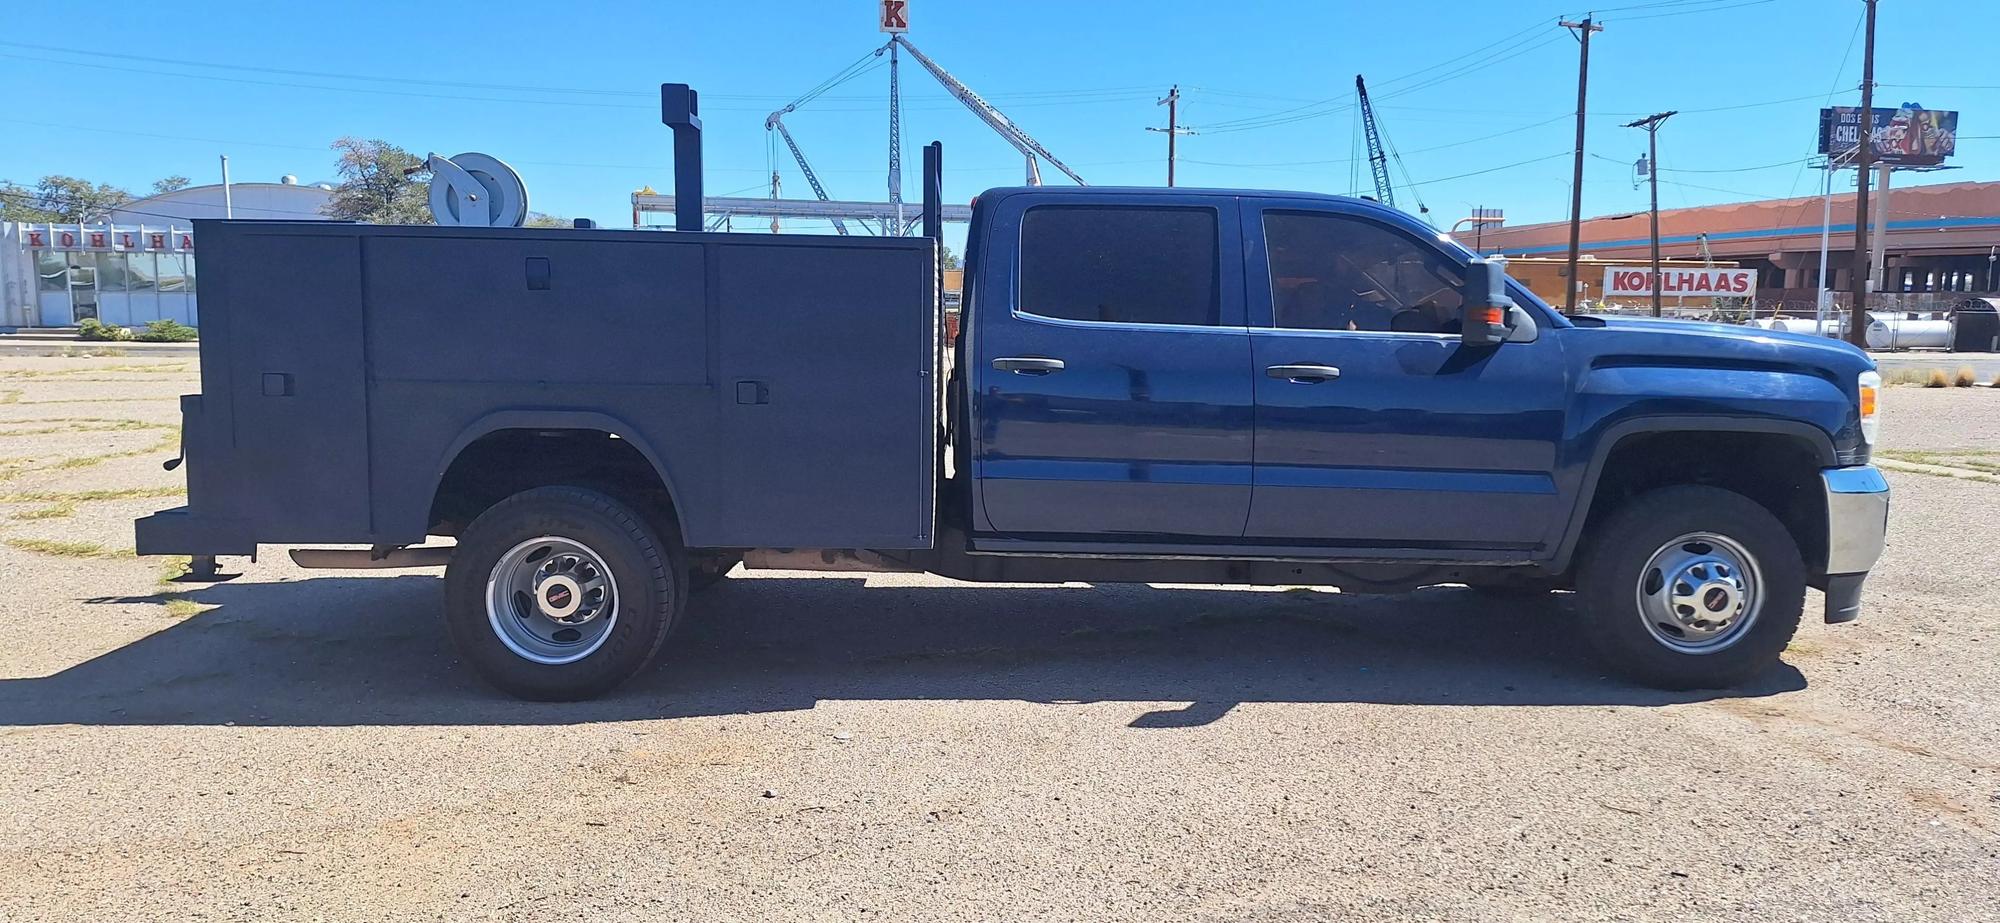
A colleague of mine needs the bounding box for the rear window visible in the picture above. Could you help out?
[1018,205,1219,326]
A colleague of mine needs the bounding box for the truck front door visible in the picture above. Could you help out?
[973,195,1254,539]
[1241,200,1568,552]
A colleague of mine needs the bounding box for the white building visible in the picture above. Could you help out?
[3,177,332,329]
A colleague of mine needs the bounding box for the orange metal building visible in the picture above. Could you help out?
[1473,179,2000,307]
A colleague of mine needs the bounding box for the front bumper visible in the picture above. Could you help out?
[1820,465,1890,623]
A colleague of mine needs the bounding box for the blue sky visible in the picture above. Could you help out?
[2,0,1994,239]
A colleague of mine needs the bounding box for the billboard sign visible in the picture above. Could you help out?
[1603,266,1757,298]
[879,0,908,33]
[1818,105,1958,166]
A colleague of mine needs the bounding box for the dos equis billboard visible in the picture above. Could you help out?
[1818,104,1958,166]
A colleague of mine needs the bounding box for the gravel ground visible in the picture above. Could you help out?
[1,356,1996,922]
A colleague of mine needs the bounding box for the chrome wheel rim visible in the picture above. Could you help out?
[485,536,619,665]
[1635,531,1761,654]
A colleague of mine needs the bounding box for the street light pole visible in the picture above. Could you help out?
[1624,111,1676,317]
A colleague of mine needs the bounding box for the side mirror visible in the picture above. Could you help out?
[1460,259,1516,346]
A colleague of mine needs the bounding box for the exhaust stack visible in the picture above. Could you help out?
[660,83,704,232]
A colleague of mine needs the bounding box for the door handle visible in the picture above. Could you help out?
[1266,363,1341,383]
[993,356,1066,375]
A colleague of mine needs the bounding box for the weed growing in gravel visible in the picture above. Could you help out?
[163,598,206,619]
[1954,366,1978,388]
[0,431,180,482]
[1925,369,1950,388]
[4,537,132,557]
[0,420,162,437]
[13,501,76,520]
[157,556,192,585]
[0,363,192,381]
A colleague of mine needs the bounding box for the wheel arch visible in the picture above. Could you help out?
[1552,416,1835,576]
[428,410,687,542]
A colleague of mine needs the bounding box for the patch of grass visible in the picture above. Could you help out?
[1954,366,1978,388]
[163,598,206,619]
[0,431,180,481]
[0,363,192,381]
[158,556,192,585]
[12,501,77,520]
[1925,368,1951,388]
[4,537,132,558]
[54,346,129,358]
[0,390,19,404]
[1881,368,1938,386]
[0,485,186,503]
[0,420,163,438]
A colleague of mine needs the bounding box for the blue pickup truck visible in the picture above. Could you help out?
[136,106,1888,701]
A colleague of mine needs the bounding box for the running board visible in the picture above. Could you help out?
[289,547,455,569]
[741,548,917,573]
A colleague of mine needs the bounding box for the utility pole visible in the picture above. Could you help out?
[1146,85,1194,186]
[1848,0,1878,347]
[1625,111,1677,317]
[1560,17,1603,313]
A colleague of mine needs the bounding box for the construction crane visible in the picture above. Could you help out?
[1356,75,1396,209]
[887,35,1086,186]
[764,109,851,235]
[1353,74,1430,221]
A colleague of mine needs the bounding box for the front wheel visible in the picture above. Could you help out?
[443,486,684,701]
[1575,485,1805,690]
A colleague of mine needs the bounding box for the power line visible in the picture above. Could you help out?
[1608,0,1778,22]
[1405,151,1574,188]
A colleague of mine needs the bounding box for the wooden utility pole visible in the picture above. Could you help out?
[1625,111,1677,317]
[1847,0,1878,347]
[1147,85,1194,186]
[1560,18,1603,313]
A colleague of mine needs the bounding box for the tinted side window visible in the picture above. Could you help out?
[1020,205,1219,326]
[1264,211,1464,333]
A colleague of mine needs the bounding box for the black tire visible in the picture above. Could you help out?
[1575,485,1805,690]
[443,486,684,701]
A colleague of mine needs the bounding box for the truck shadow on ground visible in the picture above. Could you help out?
[3,574,1804,727]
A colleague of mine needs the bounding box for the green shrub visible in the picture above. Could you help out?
[135,319,198,342]
[77,318,133,342]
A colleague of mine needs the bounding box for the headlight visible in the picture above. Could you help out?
[1857,370,1880,445]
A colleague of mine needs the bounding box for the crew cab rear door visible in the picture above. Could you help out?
[1241,198,1568,552]
[971,193,1254,539]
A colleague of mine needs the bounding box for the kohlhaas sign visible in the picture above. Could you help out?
[879,0,908,33]
[1603,267,1757,298]
[1818,105,1958,166]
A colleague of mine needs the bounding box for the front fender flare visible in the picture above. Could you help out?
[1549,415,1836,573]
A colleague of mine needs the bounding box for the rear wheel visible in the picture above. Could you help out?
[444,486,683,700]
[1575,485,1804,690]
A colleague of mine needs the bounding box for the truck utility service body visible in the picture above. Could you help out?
[137,107,1888,700]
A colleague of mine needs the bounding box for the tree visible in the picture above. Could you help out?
[524,212,569,228]
[151,175,191,195]
[941,244,962,270]
[0,175,133,222]
[323,137,432,224]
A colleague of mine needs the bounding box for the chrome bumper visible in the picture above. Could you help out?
[1821,465,1890,623]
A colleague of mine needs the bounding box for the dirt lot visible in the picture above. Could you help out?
[1,357,1996,922]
